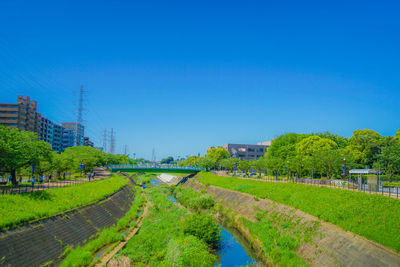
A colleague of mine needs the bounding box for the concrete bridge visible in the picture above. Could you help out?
[107,164,203,173]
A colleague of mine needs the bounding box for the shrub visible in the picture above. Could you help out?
[164,235,217,267]
[183,214,221,249]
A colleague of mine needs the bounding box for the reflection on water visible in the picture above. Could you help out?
[150,179,162,186]
[217,226,258,266]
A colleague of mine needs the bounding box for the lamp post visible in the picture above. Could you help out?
[286,161,289,181]
[343,158,346,180]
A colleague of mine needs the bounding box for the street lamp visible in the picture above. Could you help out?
[343,158,346,180]
[286,161,289,180]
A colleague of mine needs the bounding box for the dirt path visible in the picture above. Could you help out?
[186,179,400,267]
[95,200,149,267]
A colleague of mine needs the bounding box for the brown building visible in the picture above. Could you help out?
[0,96,42,136]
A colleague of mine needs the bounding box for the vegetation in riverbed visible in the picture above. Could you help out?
[60,186,145,267]
[0,174,127,230]
[198,171,400,252]
[119,186,219,267]
[173,186,215,211]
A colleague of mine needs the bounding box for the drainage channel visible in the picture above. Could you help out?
[149,178,260,266]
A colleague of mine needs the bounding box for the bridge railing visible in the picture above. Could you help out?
[107,164,204,172]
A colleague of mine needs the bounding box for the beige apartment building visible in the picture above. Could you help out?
[0,95,42,136]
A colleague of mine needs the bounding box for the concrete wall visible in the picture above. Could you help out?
[0,184,135,267]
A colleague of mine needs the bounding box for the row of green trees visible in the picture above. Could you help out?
[0,126,134,184]
[180,129,400,181]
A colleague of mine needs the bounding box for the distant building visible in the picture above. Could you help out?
[1,95,94,152]
[40,117,54,145]
[61,122,85,146]
[62,129,75,151]
[0,96,42,136]
[222,142,270,160]
[84,137,94,147]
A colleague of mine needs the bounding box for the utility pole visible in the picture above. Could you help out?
[124,144,128,155]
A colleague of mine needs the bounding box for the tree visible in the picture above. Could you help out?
[219,158,239,172]
[251,157,267,175]
[394,129,400,144]
[265,156,285,178]
[267,133,309,161]
[160,156,174,164]
[347,129,382,166]
[315,149,343,179]
[197,157,214,171]
[296,135,338,178]
[52,152,74,178]
[296,135,338,157]
[0,126,52,184]
[380,144,400,181]
[238,160,251,173]
[316,132,348,148]
[205,147,230,167]
[185,156,201,167]
[288,156,306,178]
[62,146,105,173]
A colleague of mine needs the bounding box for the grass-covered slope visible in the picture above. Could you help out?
[197,171,400,252]
[0,174,127,230]
[119,186,218,267]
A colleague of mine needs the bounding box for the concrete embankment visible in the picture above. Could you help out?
[0,178,135,267]
[185,179,400,267]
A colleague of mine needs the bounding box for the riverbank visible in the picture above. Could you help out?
[186,174,400,266]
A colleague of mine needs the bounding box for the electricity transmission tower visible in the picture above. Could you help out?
[102,129,108,153]
[77,85,86,124]
[151,148,156,162]
[110,128,115,154]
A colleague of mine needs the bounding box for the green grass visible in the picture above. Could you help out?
[197,171,400,252]
[60,186,145,267]
[173,186,215,211]
[119,186,218,267]
[382,182,400,187]
[0,174,127,230]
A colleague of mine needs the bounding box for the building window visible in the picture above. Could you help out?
[248,148,255,152]
[257,148,264,152]
[238,148,246,152]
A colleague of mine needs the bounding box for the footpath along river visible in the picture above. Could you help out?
[150,178,261,266]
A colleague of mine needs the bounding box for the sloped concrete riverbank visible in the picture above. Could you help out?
[185,179,400,267]
[0,179,135,267]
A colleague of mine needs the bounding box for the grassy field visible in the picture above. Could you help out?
[60,186,145,267]
[119,185,218,267]
[197,171,400,252]
[0,174,127,230]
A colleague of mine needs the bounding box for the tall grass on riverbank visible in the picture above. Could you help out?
[197,171,400,252]
[0,174,127,230]
[119,186,218,267]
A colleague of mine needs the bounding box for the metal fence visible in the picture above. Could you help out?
[0,176,108,195]
[226,173,400,199]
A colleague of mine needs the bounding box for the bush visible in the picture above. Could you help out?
[164,235,217,267]
[174,187,215,211]
[183,214,221,249]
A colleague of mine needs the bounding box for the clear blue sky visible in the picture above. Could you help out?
[0,0,399,160]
